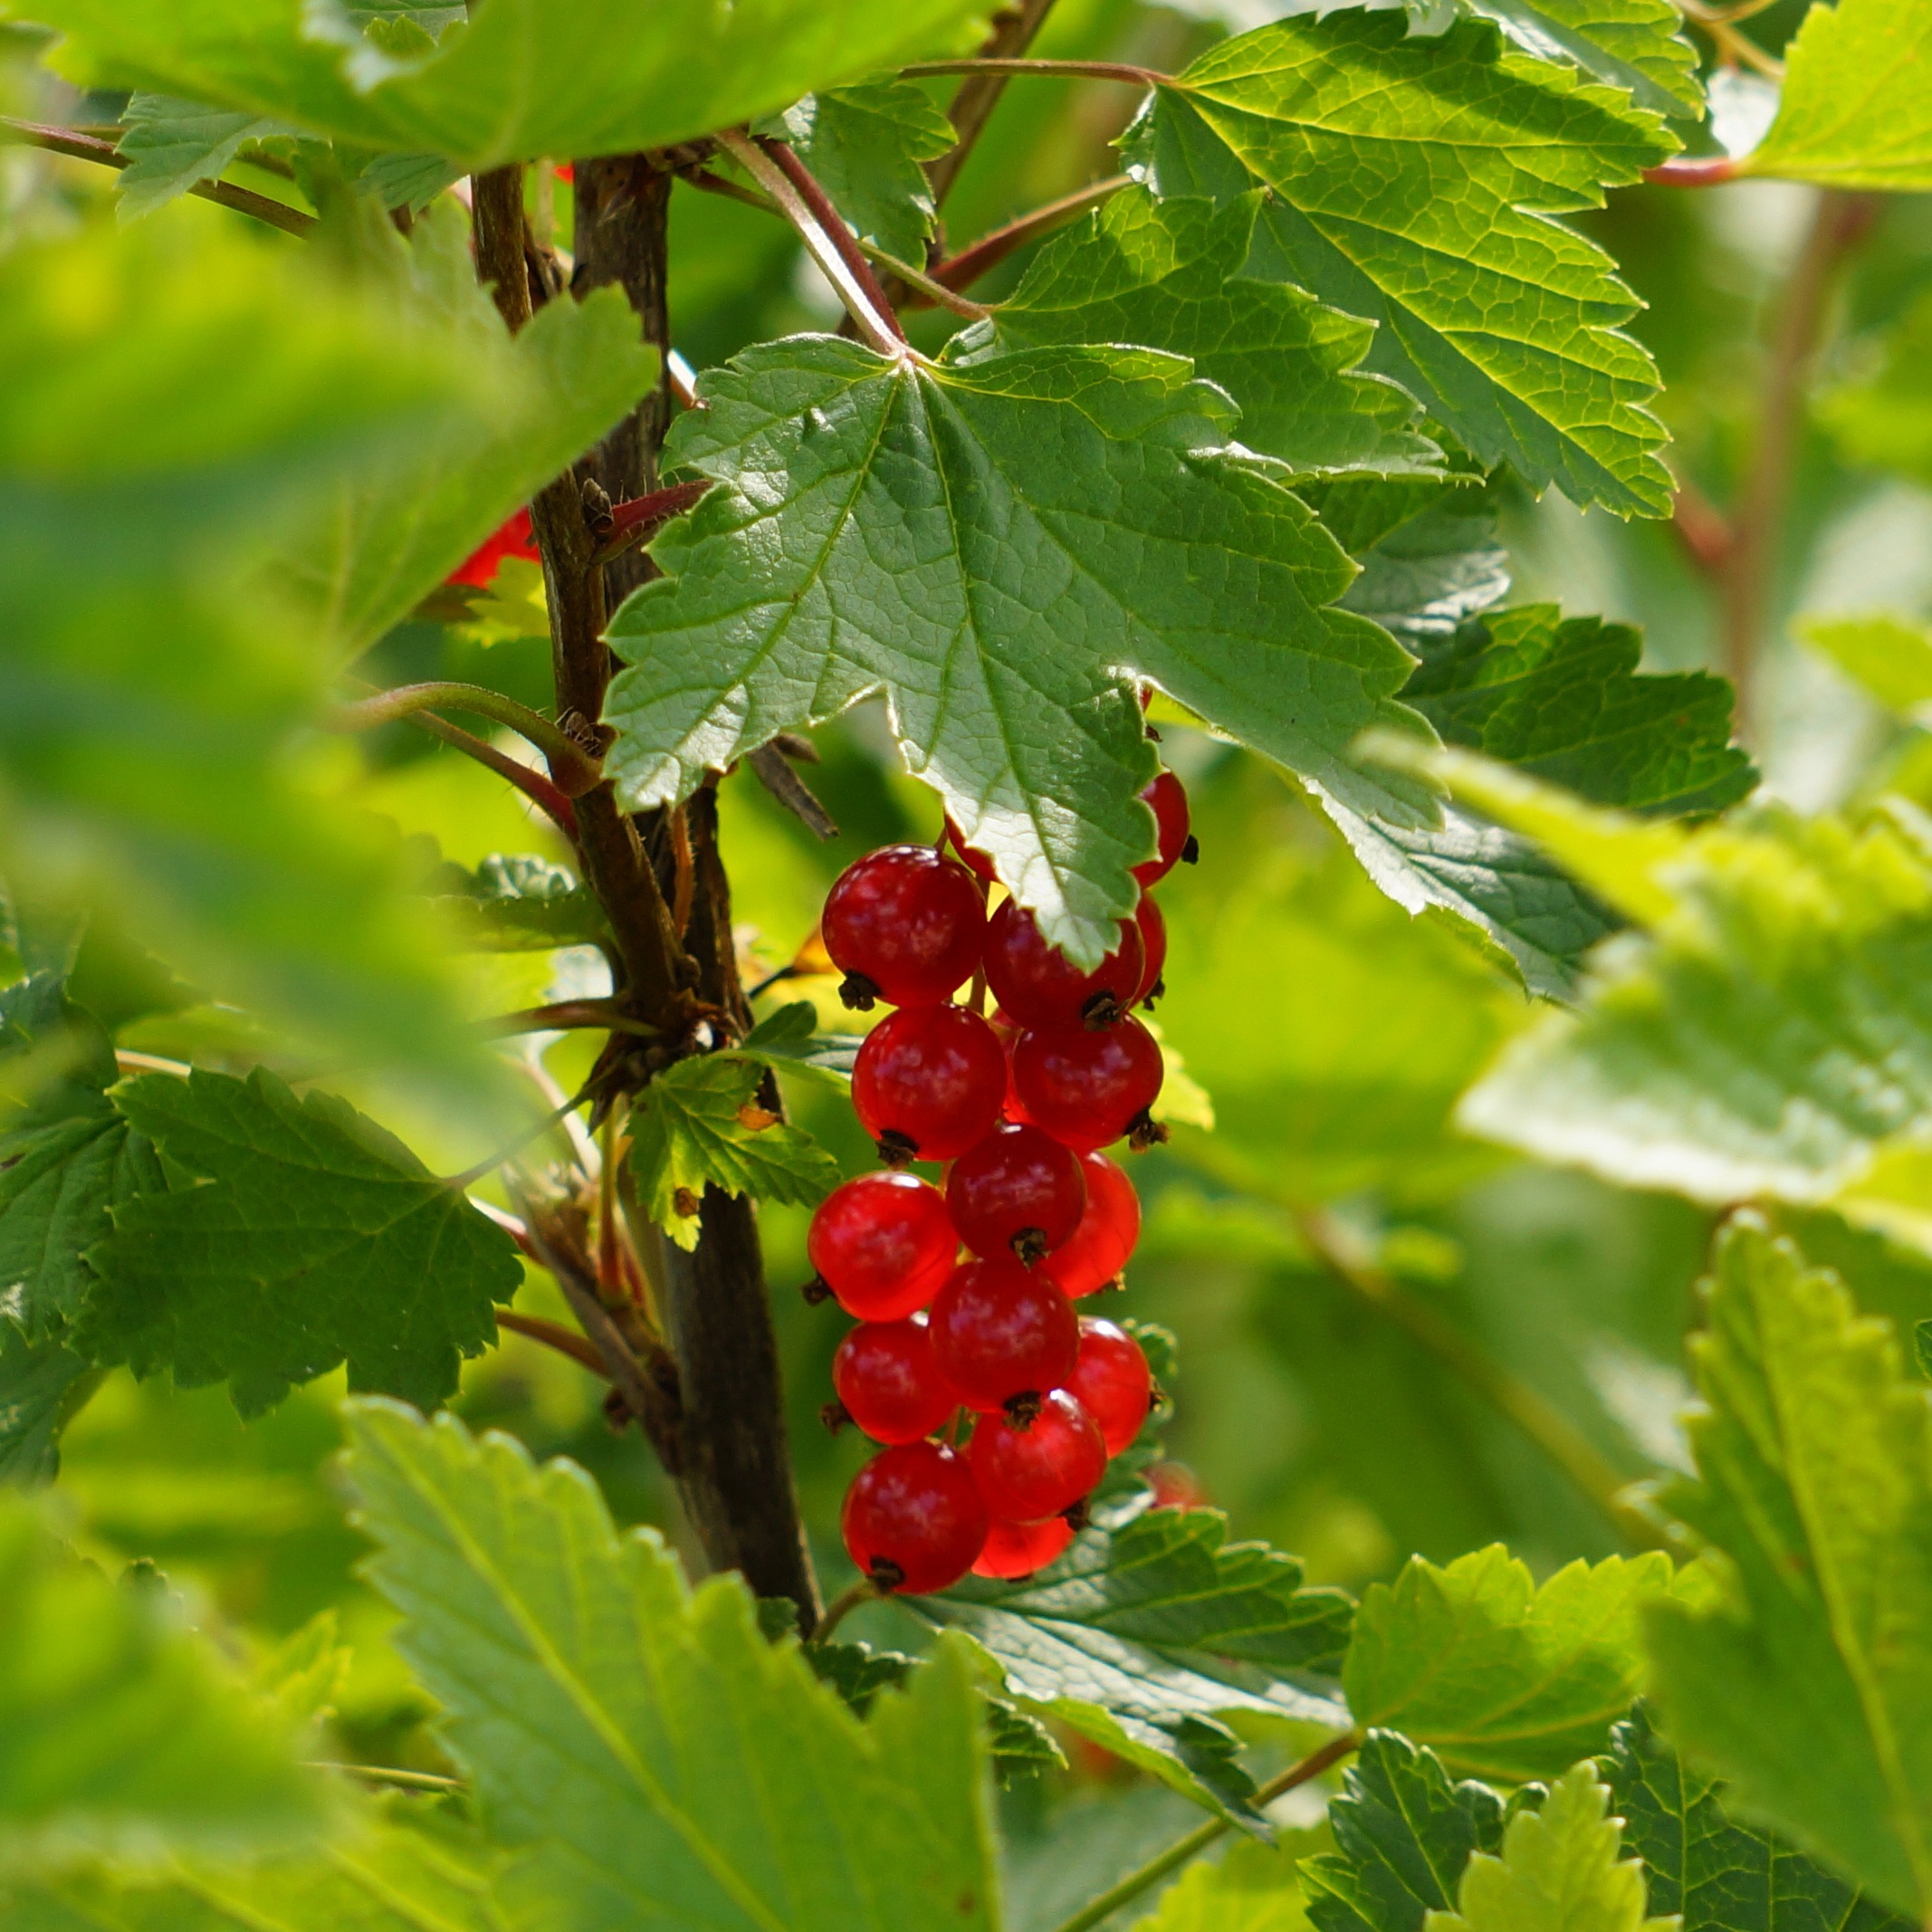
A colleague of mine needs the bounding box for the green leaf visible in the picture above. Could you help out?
[1918,1318,1932,1380]
[429,852,607,952]
[1798,613,1932,717]
[1138,1834,1315,1932]
[1442,0,1703,120]
[911,1502,1353,1822]
[628,1053,841,1250]
[990,185,1440,477]
[342,1398,1001,1932]
[1820,292,1932,491]
[32,0,990,169]
[1602,1701,1913,1932]
[737,1000,862,1086]
[1403,606,1755,817]
[1741,0,1932,191]
[1345,1547,1679,1784]
[1645,1218,1932,1918]
[761,80,955,268]
[605,335,1430,969]
[81,1068,521,1417]
[1126,13,1676,514]
[275,195,658,655]
[1335,485,1512,647]
[1303,1730,1506,1932]
[1425,1760,1670,1932]
[0,1321,96,1487]
[0,1489,320,1870]
[114,92,286,220]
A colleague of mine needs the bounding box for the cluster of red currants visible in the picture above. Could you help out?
[809,769,1195,1596]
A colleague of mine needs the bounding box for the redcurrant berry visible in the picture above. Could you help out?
[1147,1462,1205,1510]
[1010,1016,1165,1153]
[808,1172,956,1320]
[822,845,985,1009]
[1133,770,1191,886]
[984,899,1144,1031]
[832,1315,961,1444]
[946,1122,1087,1265]
[1040,1153,1141,1296]
[841,1441,987,1593]
[929,1257,1079,1411]
[1133,895,1167,1009]
[943,814,999,885]
[968,1389,1105,1522]
[1062,1317,1153,1455]
[852,1005,1005,1163]
[972,1512,1076,1579]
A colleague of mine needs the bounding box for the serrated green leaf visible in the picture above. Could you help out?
[1346,1548,1678,1784]
[342,1399,1000,1932]
[1741,0,1932,191]
[1304,1730,1506,1932]
[1645,1219,1932,1918]
[605,334,1430,970]
[114,92,287,220]
[1799,613,1932,717]
[1404,606,1755,818]
[1337,486,1512,647]
[30,0,989,169]
[1126,13,1676,514]
[911,1503,1353,1822]
[1443,0,1703,120]
[990,185,1439,477]
[81,1068,520,1417]
[0,1321,96,1487]
[1425,1760,1669,1932]
[628,1053,840,1250]
[0,1489,320,1870]
[1602,1702,1912,1932]
[429,852,607,952]
[762,80,955,268]
[737,1000,862,1086]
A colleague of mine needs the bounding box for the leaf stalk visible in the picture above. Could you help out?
[331,680,604,796]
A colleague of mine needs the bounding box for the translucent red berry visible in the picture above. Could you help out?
[1147,1462,1205,1511]
[1062,1317,1153,1455]
[852,1005,1005,1163]
[968,1389,1106,1521]
[1133,895,1167,1008]
[972,1513,1075,1579]
[984,899,1144,1031]
[1010,1016,1165,1153]
[808,1171,956,1320]
[1040,1153,1141,1296]
[841,1441,987,1593]
[946,1122,1087,1265]
[1133,770,1191,886]
[943,814,999,885]
[832,1315,960,1444]
[821,845,985,1009]
[447,506,540,588]
[928,1256,1079,1411]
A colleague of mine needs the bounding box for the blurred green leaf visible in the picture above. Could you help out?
[428,852,607,952]
[1137,1835,1315,1932]
[1346,1548,1678,1784]
[990,185,1440,477]
[1798,612,1932,716]
[30,0,990,168]
[1124,14,1676,514]
[343,1399,1000,1932]
[1304,1731,1505,1932]
[1602,1701,1912,1932]
[606,336,1430,970]
[1821,292,1932,491]
[0,1489,320,1870]
[1742,0,1932,190]
[0,1323,96,1486]
[1647,1218,1932,1919]
[1425,1760,1667,1932]
[81,1068,520,1416]
[114,92,288,220]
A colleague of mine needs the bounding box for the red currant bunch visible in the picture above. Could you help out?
[811,768,1192,1597]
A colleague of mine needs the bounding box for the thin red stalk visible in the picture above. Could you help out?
[476,1000,659,1038]
[925,0,1060,211]
[757,137,908,345]
[392,707,579,841]
[920,173,1127,297]
[901,56,1166,87]
[495,1309,613,1378]
[1644,155,1741,187]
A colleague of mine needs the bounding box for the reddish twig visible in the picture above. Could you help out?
[1669,473,1734,578]
[918,173,1128,299]
[757,136,909,346]
[389,706,579,841]
[588,479,712,566]
[495,1309,613,1377]
[1644,155,1741,188]
[924,0,1061,212]
[901,56,1166,87]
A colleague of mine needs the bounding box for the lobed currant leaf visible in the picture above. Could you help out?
[113,92,289,221]
[604,335,1430,969]
[0,1321,95,1487]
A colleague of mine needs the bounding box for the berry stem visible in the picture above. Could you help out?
[810,1576,881,1646]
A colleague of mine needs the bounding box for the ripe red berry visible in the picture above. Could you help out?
[447,506,540,588]
[1147,1462,1205,1511]
[821,845,985,1009]
[946,1122,1087,1265]
[1040,1153,1141,1296]
[852,1005,1005,1163]
[842,1441,988,1593]
[1133,895,1167,1009]
[808,1171,956,1319]
[943,814,999,885]
[1010,1016,1165,1153]
[972,1512,1076,1579]
[968,1389,1106,1521]
[832,1315,960,1444]
[984,899,1144,1031]
[1062,1317,1153,1455]
[1133,770,1191,886]
[929,1257,1079,1411]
